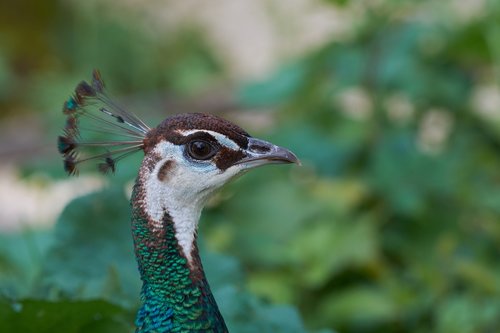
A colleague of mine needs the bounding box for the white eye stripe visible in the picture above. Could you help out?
[175,129,240,150]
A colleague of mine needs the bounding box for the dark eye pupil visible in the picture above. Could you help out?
[192,141,209,155]
[188,140,215,160]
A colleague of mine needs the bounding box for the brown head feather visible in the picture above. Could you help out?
[75,81,96,99]
[144,113,250,153]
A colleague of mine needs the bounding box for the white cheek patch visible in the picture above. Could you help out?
[143,141,201,264]
[176,129,240,150]
[142,140,242,265]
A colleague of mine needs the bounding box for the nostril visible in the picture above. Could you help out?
[249,144,271,154]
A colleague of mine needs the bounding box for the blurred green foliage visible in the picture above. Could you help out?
[1,0,500,332]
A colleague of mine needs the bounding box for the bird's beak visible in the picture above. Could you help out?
[234,137,300,168]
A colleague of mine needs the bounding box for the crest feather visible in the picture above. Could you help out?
[58,70,149,175]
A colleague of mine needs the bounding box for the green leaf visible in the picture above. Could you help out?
[215,285,309,333]
[319,287,398,328]
[0,230,53,299]
[35,188,140,308]
[436,294,500,333]
[292,217,379,287]
[238,62,308,107]
[0,297,133,333]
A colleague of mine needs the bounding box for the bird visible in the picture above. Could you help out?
[57,70,299,332]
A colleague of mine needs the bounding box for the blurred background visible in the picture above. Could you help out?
[1,0,500,332]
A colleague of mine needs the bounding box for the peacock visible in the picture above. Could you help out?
[57,70,299,332]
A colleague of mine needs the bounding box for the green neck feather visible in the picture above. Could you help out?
[131,184,227,333]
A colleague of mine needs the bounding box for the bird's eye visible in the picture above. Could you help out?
[187,140,217,160]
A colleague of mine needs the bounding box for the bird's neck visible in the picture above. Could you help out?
[131,178,227,333]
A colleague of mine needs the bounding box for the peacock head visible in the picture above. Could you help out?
[58,70,299,208]
[138,113,298,207]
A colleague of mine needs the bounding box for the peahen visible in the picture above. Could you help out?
[57,70,299,332]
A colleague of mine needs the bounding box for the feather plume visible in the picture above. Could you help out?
[59,70,148,175]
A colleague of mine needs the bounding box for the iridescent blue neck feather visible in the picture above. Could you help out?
[131,177,227,333]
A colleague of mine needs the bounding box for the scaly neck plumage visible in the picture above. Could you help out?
[131,181,227,333]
